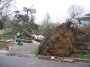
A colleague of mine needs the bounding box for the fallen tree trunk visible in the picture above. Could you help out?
[38,20,90,57]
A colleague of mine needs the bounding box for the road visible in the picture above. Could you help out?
[0,55,90,67]
[0,41,90,67]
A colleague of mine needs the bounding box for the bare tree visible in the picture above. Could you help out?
[45,13,50,31]
[0,0,15,30]
[68,5,84,18]
[0,0,15,18]
[41,13,52,35]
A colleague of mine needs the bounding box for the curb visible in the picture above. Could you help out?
[5,52,90,63]
[37,55,90,63]
[0,50,8,54]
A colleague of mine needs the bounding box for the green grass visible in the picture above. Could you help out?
[7,53,17,56]
[0,34,13,49]
[87,45,90,50]
[0,34,12,41]
[80,54,90,59]
[32,48,39,55]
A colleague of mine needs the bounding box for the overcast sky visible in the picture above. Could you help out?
[15,0,90,24]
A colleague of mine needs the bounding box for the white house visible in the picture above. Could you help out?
[76,14,90,26]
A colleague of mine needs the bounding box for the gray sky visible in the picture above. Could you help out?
[16,0,90,24]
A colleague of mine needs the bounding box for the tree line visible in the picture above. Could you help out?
[0,0,89,37]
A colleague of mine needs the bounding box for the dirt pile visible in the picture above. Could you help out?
[38,20,90,57]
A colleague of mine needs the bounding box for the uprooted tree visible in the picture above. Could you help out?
[38,19,90,57]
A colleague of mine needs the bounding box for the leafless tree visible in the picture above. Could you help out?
[0,0,15,30]
[0,0,15,18]
[42,13,51,35]
[68,5,84,18]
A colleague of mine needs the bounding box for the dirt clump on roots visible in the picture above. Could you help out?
[38,20,90,57]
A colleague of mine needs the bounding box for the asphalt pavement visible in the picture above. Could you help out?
[0,41,90,67]
[0,55,90,67]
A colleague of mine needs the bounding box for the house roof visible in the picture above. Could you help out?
[76,14,90,21]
